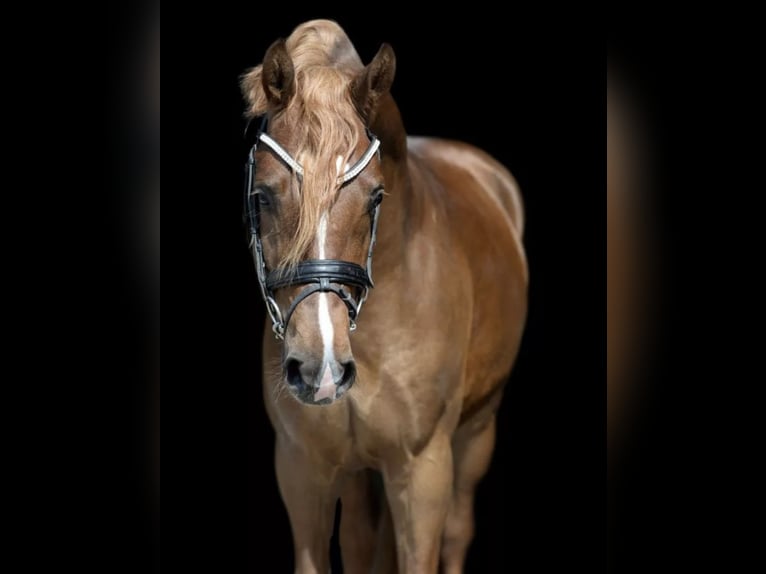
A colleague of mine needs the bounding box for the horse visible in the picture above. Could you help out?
[242,20,528,574]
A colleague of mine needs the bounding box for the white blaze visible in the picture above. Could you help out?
[314,155,345,401]
[315,211,335,401]
[317,292,334,376]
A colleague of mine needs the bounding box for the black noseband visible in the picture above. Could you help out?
[266,260,373,337]
[266,259,373,291]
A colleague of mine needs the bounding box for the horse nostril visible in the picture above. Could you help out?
[285,358,304,387]
[340,360,356,388]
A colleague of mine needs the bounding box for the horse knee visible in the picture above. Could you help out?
[444,512,474,546]
[441,511,473,559]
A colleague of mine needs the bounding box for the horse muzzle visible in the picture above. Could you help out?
[284,355,357,405]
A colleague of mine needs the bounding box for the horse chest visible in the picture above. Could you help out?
[345,374,455,465]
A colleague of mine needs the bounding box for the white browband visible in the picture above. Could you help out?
[341,138,380,183]
[257,133,380,185]
[258,133,305,176]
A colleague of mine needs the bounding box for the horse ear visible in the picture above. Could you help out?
[261,39,295,110]
[352,43,396,123]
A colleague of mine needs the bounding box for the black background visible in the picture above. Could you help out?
[171,9,603,573]
[19,4,762,573]
[27,7,761,573]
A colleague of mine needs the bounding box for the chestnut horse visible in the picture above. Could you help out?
[242,20,527,574]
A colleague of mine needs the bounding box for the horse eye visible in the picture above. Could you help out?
[370,187,384,210]
[254,186,274,208]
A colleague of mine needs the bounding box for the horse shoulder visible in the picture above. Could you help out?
[407,137,525,243]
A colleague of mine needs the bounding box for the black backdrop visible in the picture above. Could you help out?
[171,10,603,572]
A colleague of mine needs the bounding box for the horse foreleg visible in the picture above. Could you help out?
[440,416,497,574]
[339,470,378,572]
[275,436,339,574]
[383,431,453,573]
[340,470,397,573]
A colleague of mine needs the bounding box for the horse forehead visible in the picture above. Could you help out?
[266,111,368,152]
[254,151,297,180]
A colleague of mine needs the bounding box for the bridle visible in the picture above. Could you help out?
[244,117,383,340]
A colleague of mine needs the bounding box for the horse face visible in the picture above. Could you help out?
[244,38,395,405]
[254,127,385,405]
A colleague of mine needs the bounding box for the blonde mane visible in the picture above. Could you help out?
[241,20,366,269]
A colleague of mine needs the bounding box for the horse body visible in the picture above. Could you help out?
[246,20,527,574]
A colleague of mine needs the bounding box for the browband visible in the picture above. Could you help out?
[257,132,380,185]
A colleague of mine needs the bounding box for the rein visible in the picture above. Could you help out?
[245,118,382,340]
